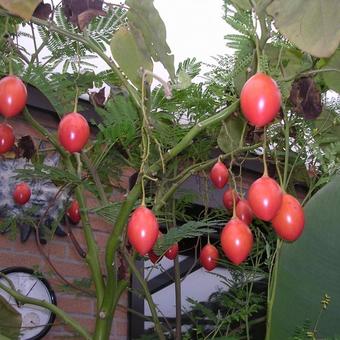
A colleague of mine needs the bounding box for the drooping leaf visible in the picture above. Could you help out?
[89,87,106,107]
[0,295,22,339]
[62,0,105,31]
[110,26,153,88]
[217,114,246,154]
[126,0,175,80]
[267,0,340,58]
[322,49,340,93]
[0,0,41,20]
[289,77,322,120]
[32,2,52,20]
[268,175,340,339]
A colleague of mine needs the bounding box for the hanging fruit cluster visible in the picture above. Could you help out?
[200,72,305,269]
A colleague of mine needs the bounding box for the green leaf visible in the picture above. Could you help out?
[265,45,313,80]
[0,0,41,20]
[322,49,340,93]
[153,220,218,256]
[267,0,340,58]
[126,0,175,80]
[0,295,22,339]
[110,26,153,89]
[217,114,246,154]
[229,0,252,11]
[268,175,340,339]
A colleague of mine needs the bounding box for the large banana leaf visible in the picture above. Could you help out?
[268,175,340,339]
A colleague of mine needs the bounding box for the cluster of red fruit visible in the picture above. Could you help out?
[127,206,179,262]
[199,73,305,271]
[205,157,304,269]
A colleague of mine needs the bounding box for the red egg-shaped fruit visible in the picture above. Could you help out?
[67,200,81,224]
[199,243,219,271]
[240,73,281,127]
[271,194,305,241]
[165,243,179,260]
[221,218,253,265]
[58,112,90,153]
[223,189,240,210]
[127,206,159,256]
[248,176,282,221]
[0,76,27,118]
[210,160,229,189]
[236,199,253,225]
[13,182,31,205]
[0,123,15,154]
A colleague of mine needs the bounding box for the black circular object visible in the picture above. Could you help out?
[0,267,57,340]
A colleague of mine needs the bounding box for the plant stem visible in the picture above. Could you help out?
[282,114,290,190]
[82,152,108,204]
[162,101,239,163]
[265,239,282,340]
[174,256,182,340]
[171,191,182,340]
[73,182,105,307]
[0,282,91,340]
[123,251,166,340]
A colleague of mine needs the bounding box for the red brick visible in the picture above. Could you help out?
[51,259,91,279]
[88,213,113,233]
[11,237,38,253]
[0,251,44,268]
[0,236,14,250]
[121,167,137,178]
[58,294,95,315]
[43,240,68,259]
[94,231,109,248]
[70,315,96,333]
[113,318,128,337]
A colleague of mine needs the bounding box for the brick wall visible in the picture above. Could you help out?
[0,114,132,339]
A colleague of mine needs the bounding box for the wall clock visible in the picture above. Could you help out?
[0,267,56,340]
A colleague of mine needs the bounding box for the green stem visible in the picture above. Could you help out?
[81,152,108,204]
[265,240,282,340]
[73,181,105,308]
[163,101,239,162]
[0,282,91,340]
[174,251,182,340]
[95,280,128,340]
[282,114,290,190]
[123,252,166,340]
